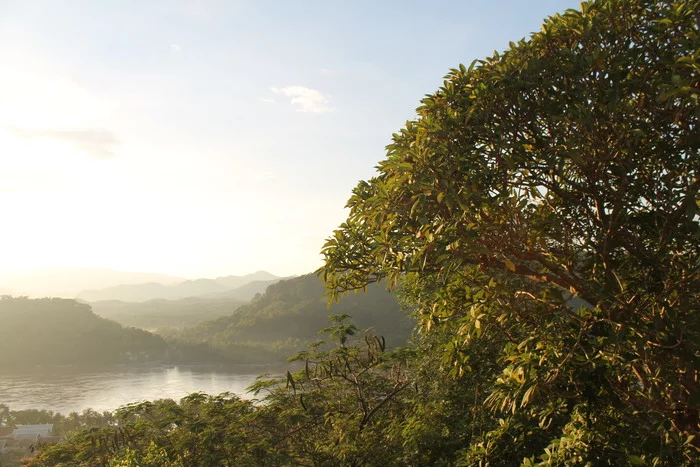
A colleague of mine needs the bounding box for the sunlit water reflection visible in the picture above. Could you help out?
[0,365,268,414]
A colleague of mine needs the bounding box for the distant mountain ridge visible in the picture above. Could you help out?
[78,271,287,302]
[0,268,185,298]
[214,271,281,289]
[199,279,281,301]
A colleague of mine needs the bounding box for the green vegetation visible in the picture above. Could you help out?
[163,274,414,364]
[24,0,700,465]
[0,297,169,370]
[23,321,427,467]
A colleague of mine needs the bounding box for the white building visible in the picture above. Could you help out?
[0,424,57,454]
[12,424,53,440]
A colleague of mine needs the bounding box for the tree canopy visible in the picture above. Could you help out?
[322,0,699,463]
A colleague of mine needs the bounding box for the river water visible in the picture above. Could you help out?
[0,365,270,414]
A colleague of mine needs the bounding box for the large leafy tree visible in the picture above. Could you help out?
[322,0,699,463]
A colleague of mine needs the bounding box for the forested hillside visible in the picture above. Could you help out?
[0,297,169,370]
[163,274,414,363]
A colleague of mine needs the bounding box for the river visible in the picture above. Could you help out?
[0,365,272,414]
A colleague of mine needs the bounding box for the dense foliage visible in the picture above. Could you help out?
[322,0,699,463]
[23,0,699,465]
[164,274,414,364]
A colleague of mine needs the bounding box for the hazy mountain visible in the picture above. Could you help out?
[78,282,170,302]
[213,271,283,289]
[78,272,284,303]
[88,277,286,331]
[79,279,226,302]
[176,278,228,297]
[165,274,415,364]
[0,268,184,298]
[90,296,246,331]
[200,279,284,301]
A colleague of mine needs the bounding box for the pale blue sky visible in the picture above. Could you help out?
[0,0,580,279]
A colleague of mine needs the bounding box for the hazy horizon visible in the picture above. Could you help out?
[0,266,288,298]
[0,0,578,280]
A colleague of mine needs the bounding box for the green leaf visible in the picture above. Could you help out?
[628,455,646,465]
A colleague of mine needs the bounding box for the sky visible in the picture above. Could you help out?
[0,0,580,280]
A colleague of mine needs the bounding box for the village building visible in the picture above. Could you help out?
[0,424,60,456]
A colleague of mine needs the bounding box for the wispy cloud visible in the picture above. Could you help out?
[7,125,120,158]
[270,86,332,113]
[258,97,276,104]
[169,44,183,54]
